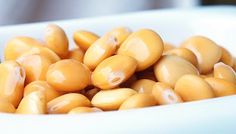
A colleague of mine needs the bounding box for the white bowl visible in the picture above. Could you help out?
[0,6,236,134]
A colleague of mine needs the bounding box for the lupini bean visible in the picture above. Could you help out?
[73,30,99,51]
[83,34,118,70]
[47,93,91,114]
[152,82,183,105]
[17,54,53,84]
[214,62,236,84]
[220,47,234,67]
[91,88,137,111]
[92,55,137,89]
[24,81,61,102]
[117,29,164,71]
[174,74,215,101]
[46,59,91,92]
[182,36,222,74]
[16,91,46,114]
[4,36,44,61]
[205,77,236,97]
[0,61,25,107]
[45,24,69,58]
[154,55,199,88]
[119,93,157,110]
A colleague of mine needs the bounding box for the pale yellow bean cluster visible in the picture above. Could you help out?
[0,24,236,115]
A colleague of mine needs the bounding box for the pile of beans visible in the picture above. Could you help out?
[0,24,236,114]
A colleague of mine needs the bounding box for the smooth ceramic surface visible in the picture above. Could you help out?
[0,6,236,134]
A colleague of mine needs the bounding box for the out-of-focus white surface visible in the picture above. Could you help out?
[0,0,200,25]
[0,6,236,134]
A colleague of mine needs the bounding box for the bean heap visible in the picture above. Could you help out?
[0,24,236,114]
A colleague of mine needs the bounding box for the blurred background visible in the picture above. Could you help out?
[0,0,235,26]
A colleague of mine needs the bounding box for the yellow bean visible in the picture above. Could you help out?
[154,55,199,88]
[174,74,215,101]
[47,93,91,114]
[205,77,236,97]
[19,47,60,63]
[92,55,137,89]
[24,81,61,102]
[45,24,69,58]
[83,34,118,70]
[214,62,236,84]
[131,79,156,93]
[105,27,131,46]
[17,54,53,84]
[0,61,25,107]
[46,59,91,92]
[4,36,44,60]
[73,30,99,51]
[68,107,102,114]
[152,82,183,105]
[91,88,137,111]
[117,29,164,71]
[220,47,234,67]
[16,91,46,114]
[119,93,157,110]
[181,36,222,74]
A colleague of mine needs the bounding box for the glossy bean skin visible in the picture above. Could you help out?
[220,47,234,67]
[66,48,84,62]
[0,61,26,107]
[152,82,183,105]
[68,107,102,114]
[131,79,156,94]
[214,62,236,84]
[91,88,137,111]
[47,93,91,114]
[205,77,236,97]
[117,29,164,71]
[17,54,53,84]
[174,74,215,101]
[164,48,198,67]
[92,55,137,89]
[119,93,157,110]
[45,24,69,58]
[4,36,44,61]
[154,55,199,88]
[105,27,131,46]
[24,81,61,102]
[0,99,16,113]
[73,30,99,51]
[83,34,118,70]
[16,91,46,114]
[46,59,91,92]
[181,36,222,74]
[19,47,60,63]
